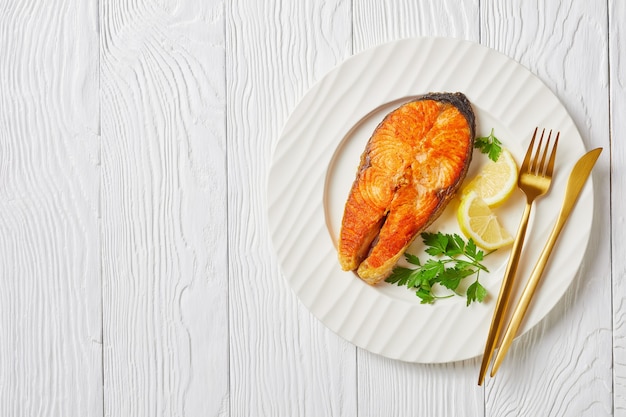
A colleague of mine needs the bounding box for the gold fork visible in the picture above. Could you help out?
[477,128,559,386]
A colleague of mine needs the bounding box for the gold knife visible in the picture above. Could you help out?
[490,147,602,377]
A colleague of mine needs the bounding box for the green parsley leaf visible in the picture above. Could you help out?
[404,253,421,266]
[465,238,478,259]
[386,266,414,286]
[416,288,435,304]
[439,267,470,290]
[421,232,446,256]
[474,128,503,162]
[452,234,466,254]
[466,280,488,306]
[422,231,463,257]
[407,259,443,288]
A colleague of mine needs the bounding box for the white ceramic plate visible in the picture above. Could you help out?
[267,37,593,363]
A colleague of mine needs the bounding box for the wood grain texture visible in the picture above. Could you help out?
[610,0,626,414]
[482,1,612,415]
[353,0,479,55]
[0,0,102,416]
[100,0,228,415]
[226,1,356,415]
[352,2,483,416]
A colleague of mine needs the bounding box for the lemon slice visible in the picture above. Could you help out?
[463,148,518,207]
[457,191,514,250]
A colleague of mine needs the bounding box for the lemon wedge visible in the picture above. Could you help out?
[457,191,514,250]
[463,148,518,207]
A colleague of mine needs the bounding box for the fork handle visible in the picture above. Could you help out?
[478,200,532,385]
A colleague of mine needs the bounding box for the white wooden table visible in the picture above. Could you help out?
[1,0,623,415]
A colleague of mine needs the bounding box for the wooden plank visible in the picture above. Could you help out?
[610,0,626,414]
[225,1,356,415]
[352,2,483,416]
[100,1,228,415]
[0,0,102,415]
[482,1,613,415]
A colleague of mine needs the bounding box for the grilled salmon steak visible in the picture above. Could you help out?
[338,92,476,284]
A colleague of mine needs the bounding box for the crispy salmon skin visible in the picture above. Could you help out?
[337,92,476,284]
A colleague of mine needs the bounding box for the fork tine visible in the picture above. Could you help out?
[538,130,552,175]
[521,127,539,173]
[531,129,546,174]
[544,131,559,177]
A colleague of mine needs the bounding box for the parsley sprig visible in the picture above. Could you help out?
[385,232,491,306]
[474,128,503,162]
